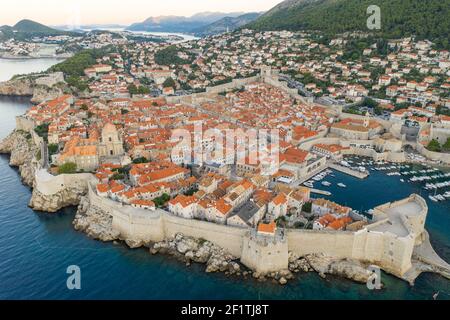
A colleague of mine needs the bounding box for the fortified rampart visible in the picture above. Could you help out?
[299,137,406,163]
[414,143,450,165]
[84,178,427,277]
[35,169,94,196]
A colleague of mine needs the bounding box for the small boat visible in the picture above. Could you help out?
[321,181,331,187]
[400,179,405,183]
[429,195,438,202]
[337,183,347,188]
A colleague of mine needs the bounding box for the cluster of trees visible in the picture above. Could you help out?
[162,77,176,88]
[66,76,89,92]
[34,123,49,142]
[154,45,193,66]
[127,84,150,95]
[427,138,450,153]
[153,194,171,208]
[302,202,312,213]
[58,162,77,174]
[436,106,450,117]
[132,157,149,164]
[48,143,59,160]
[363,97,383,115]
[49,47,113,77]
[247,0,450,49]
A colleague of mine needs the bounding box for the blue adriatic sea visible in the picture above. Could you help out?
[0,59,449,300]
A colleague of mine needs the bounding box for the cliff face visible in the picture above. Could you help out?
[73,196,120,241]
[0,129,89,212]
[0,130,39,187]
[29,184,87,213]
[30,85,65,104]
[0,78,34,97]
[0,79,66,104]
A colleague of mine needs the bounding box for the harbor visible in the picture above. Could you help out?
[328,162,369,179]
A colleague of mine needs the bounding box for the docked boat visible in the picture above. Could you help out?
[429,195,438,202]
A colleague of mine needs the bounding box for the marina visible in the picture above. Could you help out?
[328,163,369,179]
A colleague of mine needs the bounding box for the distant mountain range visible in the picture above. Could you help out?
[0,19,80,41]
[55,24,127,32]
[127,11,259,35]
[193,13,262,37]
[246,0,450,48]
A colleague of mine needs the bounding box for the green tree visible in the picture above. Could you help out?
[58,162,77,174]
[153,193,171,208]
[34,123,49,142]
[442,138,450,152]
[132,157,148,164]
[48,143,59,156]
[427,139,442,152]
[163,77,176,88]
[302,202,312,213]
[110,173,125,181]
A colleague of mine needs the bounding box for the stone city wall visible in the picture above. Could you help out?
[16,116,35,133]
[415,143,450,165]
[83,176,423,276]
[35,169,94,196]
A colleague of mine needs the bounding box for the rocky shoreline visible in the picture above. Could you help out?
[71,195,377,286]
[0,130,39,187]
[0,130,380,287]
[0,78,66,104]
[0,129,87,212]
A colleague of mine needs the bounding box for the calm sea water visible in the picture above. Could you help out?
[0,58,63,82]
[0,60,449,300]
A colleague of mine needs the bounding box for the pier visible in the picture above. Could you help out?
[328,163,369,179]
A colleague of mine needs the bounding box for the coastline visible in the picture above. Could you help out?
[2,125,450,288]
[0,127,393,286]
[0,55,68,60]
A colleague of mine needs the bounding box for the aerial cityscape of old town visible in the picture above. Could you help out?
[0,0,449,302]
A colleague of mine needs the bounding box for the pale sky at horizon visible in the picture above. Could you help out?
[0,0,284,26]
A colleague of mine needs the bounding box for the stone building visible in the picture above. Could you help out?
[98,123,125,158]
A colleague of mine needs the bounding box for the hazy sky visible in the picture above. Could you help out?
[0,0,284,26]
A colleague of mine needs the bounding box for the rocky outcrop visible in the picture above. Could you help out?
[0,130,39,187]
[30,85,66,104]
[151,233,243,276]
[73,196,120,241]
[0,77,68,104]
[0,78,34,97]
[29,184,87,213]
[304,253,374,284]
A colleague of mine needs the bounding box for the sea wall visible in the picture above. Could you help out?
[415,143,450,165]
[16,116,36,133]
[287,228,415,276]
[287,229,354,258]
[29,169,94,212]
[88,184,246,257]
[86,180,424,277]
